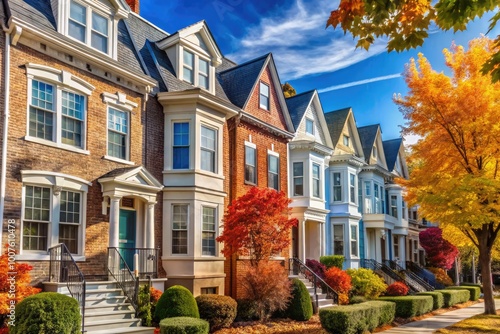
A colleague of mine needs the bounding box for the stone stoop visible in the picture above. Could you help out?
[289,275,336,311]
[44,281,155,334]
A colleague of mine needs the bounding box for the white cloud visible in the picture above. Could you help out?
[228,0,388,80]
[318,73,402,93]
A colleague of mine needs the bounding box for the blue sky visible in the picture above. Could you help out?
[140,0,499,143]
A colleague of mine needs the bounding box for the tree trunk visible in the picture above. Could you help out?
[478,238,496,314]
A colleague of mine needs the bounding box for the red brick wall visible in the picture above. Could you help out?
[1,43,164,282]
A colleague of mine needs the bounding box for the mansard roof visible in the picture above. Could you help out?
[357,124,380,162]
[286,90,316,129]
[383,138,403,171]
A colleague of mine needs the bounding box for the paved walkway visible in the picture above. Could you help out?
[379,299,500,333]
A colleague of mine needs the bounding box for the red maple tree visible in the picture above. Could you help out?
[419,227,458,270]
[217,187,298,265]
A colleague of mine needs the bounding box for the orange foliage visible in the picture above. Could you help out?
[323,267,351,305]
[149,287,162,305]
[386,282,409,296]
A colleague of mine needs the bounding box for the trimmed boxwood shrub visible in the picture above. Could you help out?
[195,294,237,331]
[435,289,470,307]
[446,286,480,301]
[461,282,482,292]
[319,301,395,334]
[320,255,344,269]
[378,295,433,318]
[10,292,81,334]
[349,296,367,304]
[159,317,209,334]
[155,285,199,322]
[417,291,444,310]
[347,268,387,299]
[286,278,313,321]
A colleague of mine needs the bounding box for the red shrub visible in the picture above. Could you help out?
[386,281,409,296]
[324,267,352,305]
[305,259,326,279]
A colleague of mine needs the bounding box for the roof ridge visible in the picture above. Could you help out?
[286,89,316,99]
[218,53,270,74]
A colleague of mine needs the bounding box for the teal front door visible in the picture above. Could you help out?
[119,209,136,270]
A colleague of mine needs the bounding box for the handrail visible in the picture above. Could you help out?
[48,243,86,333]
[384,260,434,292]
[360,259,419,293]
[406,261,445,289]
[107,247,138,311]
[115,247,159,278]
[288,258,339,309]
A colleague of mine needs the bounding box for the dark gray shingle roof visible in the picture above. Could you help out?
[218,54,269,108]
[324,108,351,146]
[383,138,403,171]
[286,90,315,129]
[357,124,380,162]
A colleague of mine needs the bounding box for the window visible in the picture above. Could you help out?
[393,236,399,260]
[198,58,209,89]
[268,155,279,190]
[305,119,314,135]
[68,0,109,54]
[23,186,51,251]
[183,50,194,84]
[349,173,356,203]
[364,181,372,213]
[107,108,129,160]
[245,145,256,184]
[202,207,216,256]
[259,82,270,110]
[350,225,358,257]
[29,80,87,149]
[374,184,383,213]
[293,162,303,196]
[59,191,81,254]
[173,122,189,169]
[402,200,407,220]
[312,163,320,198]
[201,287,217,294]
[172,205,188,255]
[390,195,398,218]
[333,225,344,255]
[333,172,342,201]
[373,146,377,158]
[343,135,350,147]
[200,126,216,172]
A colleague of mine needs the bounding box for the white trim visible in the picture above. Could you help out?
[24,136,90,155]
[244,140,256,149]
[26,63,95,95]
[21,170,92,188]
[101,92,138,111]
[200,205,218,257]
[105,106,131,161]
[102,155,136,165]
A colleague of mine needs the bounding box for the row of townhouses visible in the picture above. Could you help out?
[0,0,427,301]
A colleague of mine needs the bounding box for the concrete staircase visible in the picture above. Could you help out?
[290,275,336,311]
[56,281,155,334]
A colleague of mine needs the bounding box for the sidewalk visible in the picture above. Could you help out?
[379,299,500,333]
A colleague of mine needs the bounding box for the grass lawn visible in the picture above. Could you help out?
[434,311,500,333]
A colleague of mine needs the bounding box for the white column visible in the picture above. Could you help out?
[109,196,121,248]
[298,220,306,262]
[146,202,156,248]
[375,229,382,263]
[320,222,325,257]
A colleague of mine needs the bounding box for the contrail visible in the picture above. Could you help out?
[318,73,401,93]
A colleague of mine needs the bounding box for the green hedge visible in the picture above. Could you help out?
[10,292,81,334]
[460,282,482,292]
[195,294,237,331]
[417,291,444,310]
[319,301,395,334]
[446,286,480,301]
[155,285,199,322]
[286,278,313,321]
[435,289,470,307]
[320,255,344,269]
[378,295,433,318]
[159,317,209,334]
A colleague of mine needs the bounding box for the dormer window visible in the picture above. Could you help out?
[373,146,377,158]
[68,0,110,54]
[198,59,209,89]
[182,49,210,90]
[183,50,194,83]
[343,135,350,147]
[306,119,314,135]
[259,82,270,110]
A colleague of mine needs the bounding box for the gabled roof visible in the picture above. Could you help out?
[99,166,163,189]
[286,90,316,129]
[324,107,351,146]
[357,124,380,162]
[383,138,403,171]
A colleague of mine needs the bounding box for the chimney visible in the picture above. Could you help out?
[126,0,140,14]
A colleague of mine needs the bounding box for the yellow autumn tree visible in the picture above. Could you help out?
[396,37,500,314]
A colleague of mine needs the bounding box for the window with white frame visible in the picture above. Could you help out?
[349,173,356,203]
[202,207,216,256]
[312,163,320,198]
[59,191,81,254]
[198,58,209,89]
[245,145,257,184]
[402,200,407,220]
[28,80,87,149]
[182,49,210,89]
[268,154,279,190]
[374,184,383,213]
[373,146,377,158]
[350,225,358,257]
[172,204,188,255]
[364,181,372,213]
[183,50,194,84]
[293,162,303,196]
[173,122,189,169]
[200,126,216,173]
[305,119,314,135]
[259,82,270,110]
[343,135,350,147]
[68,0,109,54]
[390,195,398,218]
[107,108,129,160]
[333,172,342,201]
[393,236,399,260]
[333,224,344,255]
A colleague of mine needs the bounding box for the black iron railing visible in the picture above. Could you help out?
[107,247,138,311]
[360,259,419,293]
[406,261,445,289]
[116,247,159,278]
[288,258,339,309]
[384,260,434,292]
[48,243,86,333]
